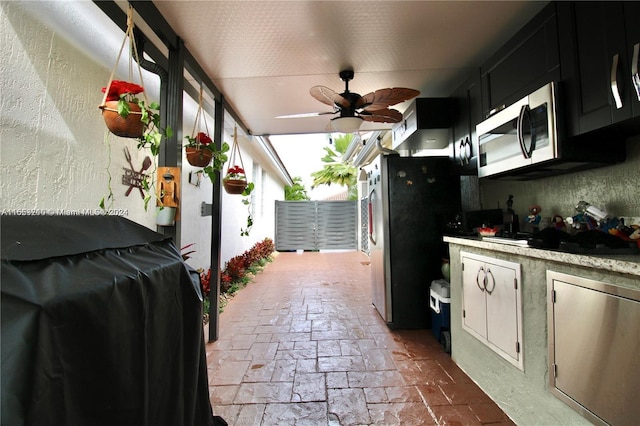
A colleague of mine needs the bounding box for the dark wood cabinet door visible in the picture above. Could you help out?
[624,2,640,118]
[574,2,630,133]
[480,3,560,117]
[451,70,481,175]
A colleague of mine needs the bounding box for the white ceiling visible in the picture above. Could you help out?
[154,0,548,137]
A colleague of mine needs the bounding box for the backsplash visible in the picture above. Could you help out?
[478,134,640,227]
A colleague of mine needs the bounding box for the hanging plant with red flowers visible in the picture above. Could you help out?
[192,131,213,146]
[184,131,229,180]
[184,87,229,182]
[221,127,255,236]
[98,6,171,212]
[224,165,247,181]
[102,80,144,102]
[100,79,171,156]
[223,130,251,195]
[223,164,255,236]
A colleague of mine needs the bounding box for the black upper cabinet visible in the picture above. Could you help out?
[451,69,482,175]
[621,1,640,120]
[624,2,640,119]
[480,3,560,118]
[558,1,640,137]
[449,1,638,176]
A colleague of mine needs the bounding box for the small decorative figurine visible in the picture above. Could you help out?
[527,204,542,231]
[506,195,514,215]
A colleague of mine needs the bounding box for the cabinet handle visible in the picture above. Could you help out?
[485,268,496,295]
[488,104,506,117]
[463,137,471,165]
[632,43,640,102]
[476,266,486,292]
[611,53,623,109]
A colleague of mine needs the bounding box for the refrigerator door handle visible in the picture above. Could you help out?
[368,188,376,245]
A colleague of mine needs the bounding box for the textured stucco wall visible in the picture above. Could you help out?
[179,93,281,270]
[181,141,281,270]
[0,2,156,227]
[480,135,640,227]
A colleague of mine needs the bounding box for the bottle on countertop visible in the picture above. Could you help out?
[503,195,519,235]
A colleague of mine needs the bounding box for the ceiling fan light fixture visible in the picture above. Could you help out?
[331,116,363,133]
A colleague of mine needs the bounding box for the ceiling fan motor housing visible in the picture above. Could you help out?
[339,92,361,116]
[339,69,355,82]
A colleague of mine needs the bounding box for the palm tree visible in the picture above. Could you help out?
[284,177,310,200]
[310,134,358,200]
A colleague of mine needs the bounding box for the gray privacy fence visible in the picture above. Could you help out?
[275,200,357,251]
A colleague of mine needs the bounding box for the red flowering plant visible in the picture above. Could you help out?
[102,80,144,102]
[100,80,171,156]
[223,164,255,235]
[200,268,212,297]
[224,165,247,181]
[185,131,213,147]
[184,132,230,183]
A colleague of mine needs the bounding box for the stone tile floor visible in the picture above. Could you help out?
[205,251,514,425]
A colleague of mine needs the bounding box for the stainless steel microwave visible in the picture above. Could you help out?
[476,82,560,178]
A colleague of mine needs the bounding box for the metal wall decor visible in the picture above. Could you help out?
[122,147,151,198]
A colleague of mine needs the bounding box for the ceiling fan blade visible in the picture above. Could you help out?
[276,111,336,119]
[356,87,420,110]
[310,86,350,109]
[360,108,403,123]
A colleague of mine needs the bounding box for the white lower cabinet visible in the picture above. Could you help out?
[461,251,523,370]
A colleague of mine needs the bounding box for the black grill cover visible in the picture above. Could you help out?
[1,215,216,426]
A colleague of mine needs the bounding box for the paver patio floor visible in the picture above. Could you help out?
[205,251,514,425]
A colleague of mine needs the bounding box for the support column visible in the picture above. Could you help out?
[156,37,184,242]
[209,97,224,342]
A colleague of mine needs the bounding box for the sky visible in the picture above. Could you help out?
[270,133,348,200]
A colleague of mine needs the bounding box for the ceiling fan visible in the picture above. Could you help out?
[278,70,420,133]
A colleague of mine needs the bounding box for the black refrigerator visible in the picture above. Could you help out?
[368,154,461,329]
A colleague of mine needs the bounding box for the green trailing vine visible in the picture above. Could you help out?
[99,129,115,211]
[201,142,230,184]
[240,182,255,236]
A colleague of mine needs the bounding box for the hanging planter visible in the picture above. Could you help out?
[223,127,254,236]
[97,6,169,153]
[97,6,171,212]
[185,146,214,167]
[223,128,250,195]
[223,168,248,194]
[100,81,146,138]
[101,101,143,137]
[185,132,215,167]
[184,86,229,178]
[223,180,248,194]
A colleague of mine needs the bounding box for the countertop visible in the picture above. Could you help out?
[443,235,640,277]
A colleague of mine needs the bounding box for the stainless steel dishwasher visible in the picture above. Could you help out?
[547,271,640,426]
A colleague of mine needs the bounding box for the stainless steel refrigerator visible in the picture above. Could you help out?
[368,154,460,329]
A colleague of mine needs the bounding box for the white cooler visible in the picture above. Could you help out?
[429,279,451,353]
